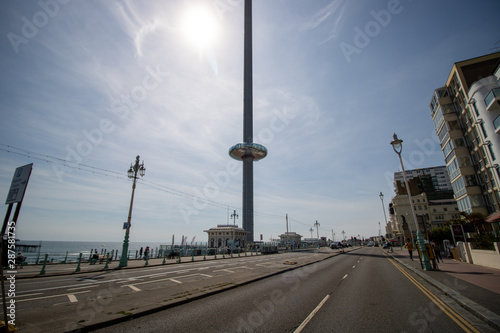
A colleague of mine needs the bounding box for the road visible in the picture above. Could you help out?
[93,247,491,333]
[11,249,339,332]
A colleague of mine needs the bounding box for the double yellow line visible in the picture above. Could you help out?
[387,256,480,333]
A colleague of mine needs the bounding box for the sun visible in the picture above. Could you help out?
[182,6,218,48]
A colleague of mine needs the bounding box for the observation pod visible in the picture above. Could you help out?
[228,143,268,161]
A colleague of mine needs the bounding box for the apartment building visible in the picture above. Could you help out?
[429,52,500,222]
[388,166,459,240]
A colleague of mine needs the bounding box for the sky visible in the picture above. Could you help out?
[0,0,499,243]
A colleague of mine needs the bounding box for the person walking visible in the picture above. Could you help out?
[144,246,150,260]
[433,242,443,263]
[405,240,414,261]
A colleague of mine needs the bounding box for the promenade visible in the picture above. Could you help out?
[388,246,500,331]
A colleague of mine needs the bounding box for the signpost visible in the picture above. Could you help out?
[1,163,33,330]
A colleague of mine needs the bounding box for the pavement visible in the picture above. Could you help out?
[387,246,500,331]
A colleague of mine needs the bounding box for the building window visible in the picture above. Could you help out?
[488,144,496,161]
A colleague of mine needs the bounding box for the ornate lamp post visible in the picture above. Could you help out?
[390,134,431,270]
[119,155,145,268]
[314,220,320,239]
[379,192,389,234]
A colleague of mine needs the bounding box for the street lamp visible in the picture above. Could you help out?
[314,220,320,239]
[119,155,145,268]
[379,192,388,234]
[309,227,313,239]
[390,134,431,270]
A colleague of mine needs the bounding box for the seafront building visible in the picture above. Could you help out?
[278,232,302,247]
[429,52,500,232]
[388,166,459,241]
[204,225,248,248]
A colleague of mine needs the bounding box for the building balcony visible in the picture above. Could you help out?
[494,115,500,134]
[485,87,500,111]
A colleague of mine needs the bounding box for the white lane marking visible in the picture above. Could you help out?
[342,274,348,280]
[169,278,182,284]
[352,265,356,268]
[67,294,78,303]
[294,295,330,333]
[213,269,235,273]
[67,285,100,291]
[16,290,90,303]
[199,274,213,278]
[126,285,141,292]
[7,292,43,298]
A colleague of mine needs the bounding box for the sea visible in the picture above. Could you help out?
[15,240,208,264]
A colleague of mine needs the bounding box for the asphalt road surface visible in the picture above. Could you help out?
[94,247,486,333]
[12,249,340,332]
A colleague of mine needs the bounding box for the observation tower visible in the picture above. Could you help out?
[228,0,267,243]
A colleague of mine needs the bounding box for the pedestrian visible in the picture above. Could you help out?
[144,246,150,260]
[433,242,443,263]
[15,252,26,268]
[405,240,414,261]
[139,247,143,258]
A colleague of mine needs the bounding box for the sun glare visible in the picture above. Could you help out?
[182,6,218,48]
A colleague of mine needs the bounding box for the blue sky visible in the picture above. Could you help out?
[1,0,499,243]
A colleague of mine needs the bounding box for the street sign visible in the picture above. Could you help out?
[5,163,33,204]
[123,222,129,230]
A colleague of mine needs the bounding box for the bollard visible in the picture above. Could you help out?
[204,251,206,261]
[75,253,82,272]
[40,254,48,275]
[223,250,225,259]
[245,249,247,257]
[192,251,194,262]
[178,253,181,263]
[214,251,217,260]
[162,250,167,265]
[104,253,110,269]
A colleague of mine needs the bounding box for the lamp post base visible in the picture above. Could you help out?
[416,230,432,271]
[118,231,130,268]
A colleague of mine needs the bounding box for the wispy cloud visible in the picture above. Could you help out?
[301,0,347,43]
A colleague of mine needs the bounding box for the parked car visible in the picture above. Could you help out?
[330,242,342,249]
